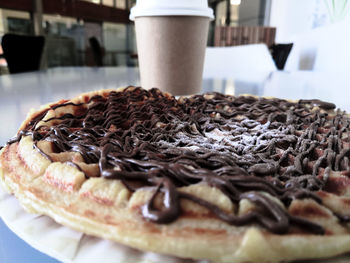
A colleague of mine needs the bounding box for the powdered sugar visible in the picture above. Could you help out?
[156,118,294,164]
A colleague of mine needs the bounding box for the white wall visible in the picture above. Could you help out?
[269,0,327,43]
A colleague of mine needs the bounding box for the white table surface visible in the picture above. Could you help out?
[1,67,350,146]
[1,66,350,263]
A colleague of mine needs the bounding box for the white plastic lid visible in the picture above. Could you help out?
[129,0,214,21]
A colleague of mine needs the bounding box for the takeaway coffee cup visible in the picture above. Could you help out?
[130,0,214,96]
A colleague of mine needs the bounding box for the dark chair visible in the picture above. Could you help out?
[1,34,45,74]
[89,37,103,67]
[269,43,293,70]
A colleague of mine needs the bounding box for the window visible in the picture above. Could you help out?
[116,0,126,9]
[0,9,32,35]
[103,0,114,7]
[81,0,101,4]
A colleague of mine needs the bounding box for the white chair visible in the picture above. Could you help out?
[203,44,277,83]
[283,32,320,71]
[284,18,350,72]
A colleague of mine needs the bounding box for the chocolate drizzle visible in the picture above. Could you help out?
[8,87,350,235]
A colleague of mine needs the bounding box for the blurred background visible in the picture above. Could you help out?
[0,0,348,74]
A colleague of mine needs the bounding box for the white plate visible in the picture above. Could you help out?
[0,186,203,263]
